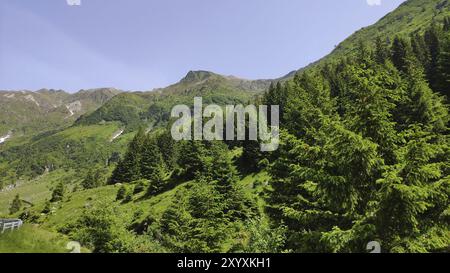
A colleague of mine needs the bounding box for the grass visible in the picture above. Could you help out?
[42,179,191,231]
[42,185,118,229]
[238,172,270,213]
[56,123,121,140]
[0,169,79,216]
[0,224,84,253]
[1,168,271,223]
[0,136,271,252]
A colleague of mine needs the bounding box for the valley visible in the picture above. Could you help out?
[0,0,449,254]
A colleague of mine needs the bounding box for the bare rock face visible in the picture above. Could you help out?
[65,101,82,118]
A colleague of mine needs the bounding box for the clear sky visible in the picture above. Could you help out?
[0,0,406,92]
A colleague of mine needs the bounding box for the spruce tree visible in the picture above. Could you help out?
[82,169,96,189]
[155,129,177,169]
[410,33,430,69]
[160,181,236,253]
[110,128,146,184]
[391,36,412,73]
[146,164,168,196]
[50,182,65,202]
[177,141,207,180]
[141,137,167,182]
[267,125,383,252]
[444,16,450,32]
[42,201,51,214]
[9,194,22,215]
[376,127,449,252]
[374,36,390,64]
[336,56,402,163]
[116,185,127,201]
[403,60,448,132]
[240,139,263,172]
[437,33,450,98]
[424,25,441,90]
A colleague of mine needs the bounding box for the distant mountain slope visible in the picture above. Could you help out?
[0,71,270,184]
[0,0,448,254]
[332,0,449,58]
[0,88,121,142]
[77,71,272,130]
[284,0,450,78]
[1,0,447,186]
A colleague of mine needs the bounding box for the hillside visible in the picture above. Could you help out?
[0,224,80,253]
[0,0,449,254]
[0,70,269,187]
[0,88,121,145]
[332,0,449,57]
[284,0,450,78]
[76,70,271,130]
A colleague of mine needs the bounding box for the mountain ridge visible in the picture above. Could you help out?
[0,88,121,138]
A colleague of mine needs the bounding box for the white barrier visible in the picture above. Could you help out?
[0,219,23,233]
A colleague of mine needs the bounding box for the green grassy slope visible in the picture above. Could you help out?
[0,88,120,143]
[0,166,269,252]
[0,0,447,253]
[0,122,133,189]
[332,0,450,57]
[0,224,88,253]
[0,169,80,215]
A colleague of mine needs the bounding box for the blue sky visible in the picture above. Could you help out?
[0,0,406,92]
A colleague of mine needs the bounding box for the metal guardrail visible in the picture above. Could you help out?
[0,219,23,233]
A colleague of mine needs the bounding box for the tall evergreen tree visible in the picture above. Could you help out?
[376,127,449,252]
[82,169,104,189]
[9,194,22,215]
[264,81,288,123]
[116,185,127,201]
[50,182,65,202]
[391,36,412,73]
[437,33,450,98]
[374,36,391,64]
[444,16,450,32]
[424,25,441,91]
[177,141,208,180]
[410,33,430,70]
[155,129,177,169]
[141,136,167,183]
[266,124,383,252]
[339,57,402,163]
[110,128,146,184]
[404,62,448,132]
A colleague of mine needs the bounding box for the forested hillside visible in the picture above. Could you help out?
[262,19,450,252]
[96,13,450,252]
[0,70,268,189]
[0,0,449,253]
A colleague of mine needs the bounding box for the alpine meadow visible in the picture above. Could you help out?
[0,0,449,254]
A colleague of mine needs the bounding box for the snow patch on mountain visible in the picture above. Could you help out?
[0,132,12,144]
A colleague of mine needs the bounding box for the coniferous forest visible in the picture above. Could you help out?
[0,0,449,254]
[101,20,450,253]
